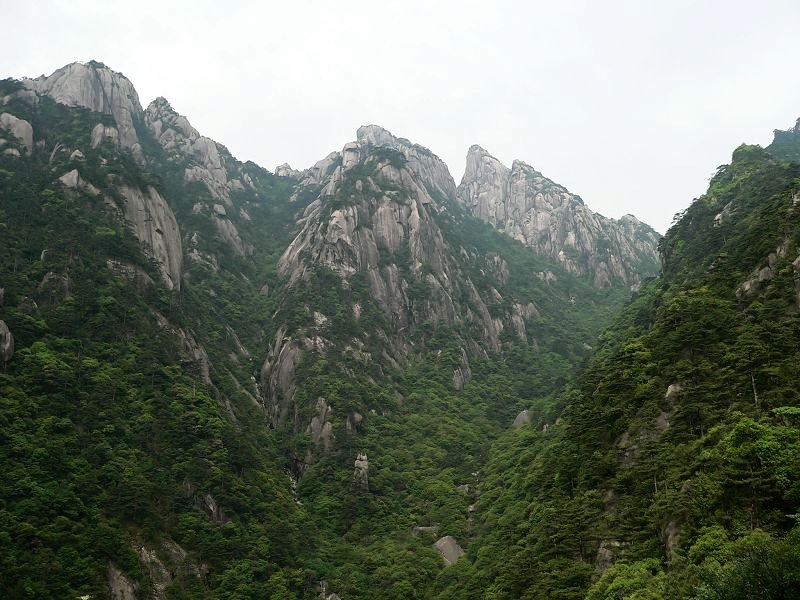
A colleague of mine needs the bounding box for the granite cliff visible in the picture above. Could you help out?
[457,145,661,287]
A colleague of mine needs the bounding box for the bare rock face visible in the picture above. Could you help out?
[308,397,334,450]
[145,98,227,195]
[512,409,532,428]
[357,124,457,201]
[58,169,100,195]
[24,61,142,153]
[0,112,33,153]
[434,535,465,566]
[457,145,660,287]
[108,564,137,600]
[144,97,252,256]
[0,320,14,365]
[264,127,513,426]
[120,185,183,290]
[353,452,369,490]
[277,127,500,349]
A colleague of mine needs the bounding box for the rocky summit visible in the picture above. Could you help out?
[6,59,797,600]
[457,144,661,287]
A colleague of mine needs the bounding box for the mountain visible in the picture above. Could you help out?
[11,58,782,600]
[447,133,800,598]
[457,145,661,287]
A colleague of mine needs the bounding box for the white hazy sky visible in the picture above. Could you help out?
[3,0,800,233]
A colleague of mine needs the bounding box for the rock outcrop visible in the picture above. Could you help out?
[0,320,14,365]
[353,452,369,490]
[263,126,513,425]
[144,97,252,256]
[457,145,661,287]
[119,185,183,290]
[0,112,33,153]
[24,61,143,156]
[434,535,465,565]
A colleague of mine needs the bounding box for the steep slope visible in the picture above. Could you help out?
[0,63,324,599]
[0,61,643,599]
[457,145,661,287]
[447,129,800,599]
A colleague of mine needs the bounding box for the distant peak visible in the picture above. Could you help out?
[356,124,398,148]
[468,144,492,155]
[148,96,174,112]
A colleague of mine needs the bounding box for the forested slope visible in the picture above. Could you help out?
[0,63,647,599]
[444,131,800,599]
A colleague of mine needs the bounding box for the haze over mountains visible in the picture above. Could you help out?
[1,61,799,599]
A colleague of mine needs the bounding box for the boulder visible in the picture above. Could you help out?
[434,535,464,566]
[513,409,532,428]
[0,113,34,153]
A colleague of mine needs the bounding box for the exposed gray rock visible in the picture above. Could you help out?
[38,271,72,302]
[595,540,621,571]
[108,564,137,600]
[2,88,38,106]
[275,162,301,178]
[25,62,142,151]
[308,397,334,450]
[665,383,681,401]
[0,320,14,364]
[457,145,660,287]
[2,148,20,157]
[69,149,85,161]
[434,535,464,566]
[58,169,100,195]
[412,525,440,536]
[260,329,302,425]
[90,123,119,148]
[153,313,211,385]
[662,519,681,559]
[512,409,532,428]
[0,112,33,153]
[357,124,456,202]
[120,185,183,290]
[145,97,231,202]
[136,545,172,600]
[452,347,472,391]
[354,452,369,490]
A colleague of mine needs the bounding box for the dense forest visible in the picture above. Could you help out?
[1,64,800,599]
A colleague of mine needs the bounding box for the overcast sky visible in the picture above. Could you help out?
[4,0,800,233]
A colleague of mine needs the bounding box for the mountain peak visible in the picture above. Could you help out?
[457,147,660,287]
[23,61,142,151]
[356,124,398,147]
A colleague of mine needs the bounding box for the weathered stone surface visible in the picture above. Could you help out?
[354,452,369,490]
[145,97,230,201]
[308,397,334,450]
[90,123,119,148]
[512,409,532,428]
[120,185,183,290]
[0,320,14,364]
[266,127,534,431]
[457,145,661,287]
[0,112,33,152]
[665,383,682,401]
[434,535,465,566]
[275,162,301,178]
[58,169,100,195]
[108,564,137,600]
[25,62,142,151]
